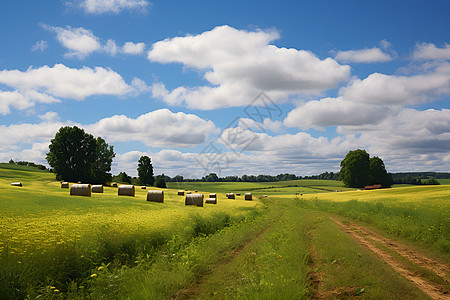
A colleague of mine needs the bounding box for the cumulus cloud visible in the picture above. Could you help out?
[31,40,48,53]
[0,90,60,115]
[42,25,101,59]
[148,25,350,109]
[87,109,218,147]
[413,43,450,60]
[0,64,133,101]
[122,42,145,54]
[340,62,450,105]
[334,47,393,63]
[43,24,147,58]
[284,97,391,129]
[78,0,150,14]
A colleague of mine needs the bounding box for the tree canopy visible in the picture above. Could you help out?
[46,126,115,184]
[340,149,392,188]
[137,156,154,186]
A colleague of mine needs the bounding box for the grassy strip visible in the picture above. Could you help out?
[87,203,274,299]
[309,213,427,299]
[298,197,450,255]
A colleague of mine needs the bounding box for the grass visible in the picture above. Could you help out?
[1,164,448,299]
[299,186,450,256]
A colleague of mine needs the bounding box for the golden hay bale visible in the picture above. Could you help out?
[245,193,252,200]
[11,182,22,187]
[226,193,235,199]
[147,190,164,203]
[177,190,185,196]
[61,182,69,188]
[118,185,135,196]
[111,182,118,187]
[70,184,91,197]
[91,185,103,193]
[205,198,217,204]
[185,193,204,207]
[209,193,217,198]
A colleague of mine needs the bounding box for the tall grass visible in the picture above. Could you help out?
[297,196,450,254]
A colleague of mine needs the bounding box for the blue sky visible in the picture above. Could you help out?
[0,0,449,178]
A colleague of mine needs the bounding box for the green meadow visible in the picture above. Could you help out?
[1,163,449,299]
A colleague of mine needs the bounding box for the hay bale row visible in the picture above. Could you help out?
[185,193,203,207]
[70,184,91,197]
[147,190,164,203]
[118,185,135,196]
[11,182,22,187]
[209,193,216,198]
[226,193,235,199]
[245,193,252,200]
[111,182,118,187]
[91,185,103,193]
[141,186,146,189]
[178,190,185,196]
[61,182,69,188]
[205,198,217,204]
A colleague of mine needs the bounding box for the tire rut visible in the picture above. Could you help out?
[330,216,449,300]
[169,221,274,299]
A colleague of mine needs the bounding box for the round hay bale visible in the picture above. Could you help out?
[70,184,91,197]
[226,193,235,199]
[118,185,135,196]
[91,185,103,193]
[185,193,204,207]
[141,186,147,189]
[177,190,185,196]
[236,193,241,196]
[147,190,164,203]
[61,182,69,189]
[245,193,252,200]
[111,182,118,187]
[205,198,217,204]
[209,193,217,198]
[11,182,22,187]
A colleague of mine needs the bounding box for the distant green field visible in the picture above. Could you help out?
[167,179,355,195]
[438,179,450,185]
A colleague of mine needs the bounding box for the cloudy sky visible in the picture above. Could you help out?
[0,0,449,178]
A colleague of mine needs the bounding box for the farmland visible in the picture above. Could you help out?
[0,164,449,299]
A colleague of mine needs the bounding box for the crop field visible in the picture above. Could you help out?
[1,164,449,299]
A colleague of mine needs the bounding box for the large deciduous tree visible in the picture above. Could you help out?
[339,149,370,188]
[369,156,393,188]
[46,126,115,184]
[137,156,154,186]
[340,150,392,188]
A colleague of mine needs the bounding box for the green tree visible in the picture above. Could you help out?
[46,126,115,184]
[369,156,393,187]
[91,137,115,184]
[155,174,167,188]
[46,126,97,182]
[137,156,154,186]
[339,149,370,188]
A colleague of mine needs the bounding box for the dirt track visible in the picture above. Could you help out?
[330,216,450,300]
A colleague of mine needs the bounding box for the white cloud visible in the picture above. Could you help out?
[79,0,150,14]
[104,39,119,56]
[31,40,48,53]
[122,42,145,54]
[413,43,450,60]
[148,25,350,109]
[87,109,218,147]
[0,64,133,101]
[334,47,393,63]
[284,97,391,129]
[340,62,450,105]
[42,25,101,59]
[0,90,60,115]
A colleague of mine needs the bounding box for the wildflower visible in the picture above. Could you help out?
[91,274,97,278]
[54,289,59,293]
[98,266,104,271]
[50,286,56,289]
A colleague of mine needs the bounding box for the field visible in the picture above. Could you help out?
[1,164,449,299]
